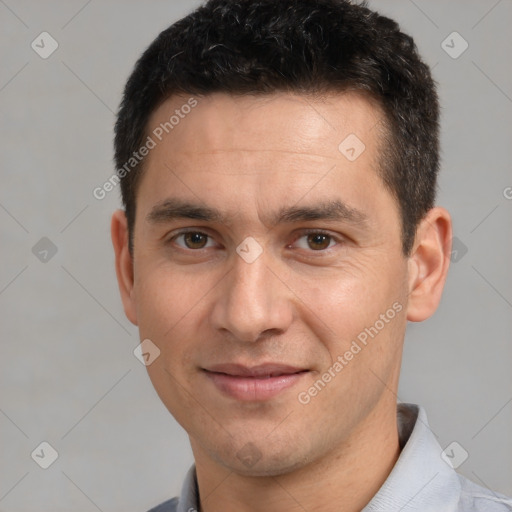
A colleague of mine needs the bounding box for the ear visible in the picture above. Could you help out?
[406,207,452,322]
[111,210,138,325]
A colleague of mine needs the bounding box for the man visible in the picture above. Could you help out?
[111,0,512,510]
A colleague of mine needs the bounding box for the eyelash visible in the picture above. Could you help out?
[167,228,343,254]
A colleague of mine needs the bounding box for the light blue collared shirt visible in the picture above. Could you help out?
[148,403,512,511]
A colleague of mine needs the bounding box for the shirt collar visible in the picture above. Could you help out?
[176,403,461,512]
[176,464,199,512]
[363,403,461,511]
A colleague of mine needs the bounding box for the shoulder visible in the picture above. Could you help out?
[458,474,512,511]
[145,497,179,512]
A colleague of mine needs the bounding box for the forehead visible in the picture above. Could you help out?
[146,91,385,163]
[137,91,396,231]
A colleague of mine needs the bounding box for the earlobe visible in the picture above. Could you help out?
[111,210,138,326]
[406,207,452,322]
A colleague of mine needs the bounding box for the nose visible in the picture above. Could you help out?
[210,249,294,343]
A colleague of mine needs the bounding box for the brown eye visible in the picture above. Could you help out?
[183,232,208,249]
[306,233,333,250]
[291,231,339,252]
[171,231,213,250]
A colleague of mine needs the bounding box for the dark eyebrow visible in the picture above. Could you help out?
[146,198,368,228]
[147,198,223,224]
[275,200,368,226]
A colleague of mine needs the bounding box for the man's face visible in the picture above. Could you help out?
[126,92,411,475]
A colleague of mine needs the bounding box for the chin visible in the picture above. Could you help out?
[213,441,314,478]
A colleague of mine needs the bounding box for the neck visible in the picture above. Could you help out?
[192,399,400,512]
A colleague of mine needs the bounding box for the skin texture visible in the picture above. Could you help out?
[112,92,452,512]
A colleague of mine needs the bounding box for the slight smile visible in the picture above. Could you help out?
[203,364,310,401]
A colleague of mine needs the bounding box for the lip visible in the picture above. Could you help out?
[203,363,309,401]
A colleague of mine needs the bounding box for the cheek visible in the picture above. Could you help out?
[134,266,208,427]
[289,262,389,333]
[132,263,221,380]
[133,262,202,337]
[294,259,406,363]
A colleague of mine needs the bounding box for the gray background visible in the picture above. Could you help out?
[1,0,511,510]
